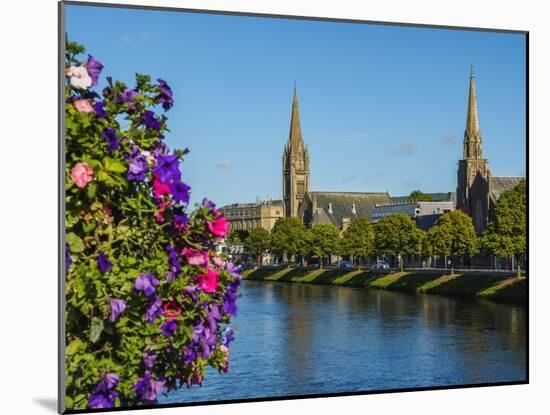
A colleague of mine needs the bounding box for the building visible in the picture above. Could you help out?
[456,66,524,234]
[220,199,284,232]
[371,200,455,230]
[283,85,391,230]
[282,83,310,218]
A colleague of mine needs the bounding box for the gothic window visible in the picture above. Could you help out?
[474,199,484,231]
[297,180,305,197]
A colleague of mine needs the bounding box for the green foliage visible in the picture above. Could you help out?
[269,217,310,259]
[409,190,433,201]
[244,228,271,262]
[338,217,374,262]
[425,210,479,257]
[309,224,340,266]
[482,179,526,259]
[374,214,424,256]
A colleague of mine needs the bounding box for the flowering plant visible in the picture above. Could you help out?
[64,41,239,410]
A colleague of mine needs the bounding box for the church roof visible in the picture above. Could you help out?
[489,176,524,200]
[390,192,455,203]
[307,191,391,227]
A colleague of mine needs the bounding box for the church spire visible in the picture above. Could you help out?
[288,82,304,153]
[464,65,482,159]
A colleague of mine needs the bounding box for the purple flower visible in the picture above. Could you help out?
[206,304,221,331]
[93,101,107,119]
[133,371,165,403]
[182,346,196,365]
[152,154,181,183]
[65,243,72,268]
[174,213,188,230]
[127,154,148,181]
[101,373,120,390]
[183,285,198,302]
[118,89,138,110]
[87,55,104,87]
[202,198,216,210]
[143,351,157,370]
[102,128,121,152]
[157,79,174,111]
[145,296,163,324]
[223,291,238,316]
[161,320,178,337]
[170,181,190,204]
[225,263,242,280]
[134,273,159,297]
[222,327,235,346]
[87,372,119,409]
[109,298,127,322]
[166,246,182,275]
[97,253,112,274]
[142,110,162,130]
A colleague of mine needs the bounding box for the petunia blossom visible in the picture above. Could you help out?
[67,65,92,90]
[109,298,127,322]
[152,175,171,199]
[73,99,95,113]
[182,247,209,266]
[93,101,107,119]
[102,128,121,152]
[157,79,174,111]
[71,162,94,189]
[152,154,181,183]
[97,252,112,273]
[170,181,190,204]
[133,371,165,403]
[128,155,148,181]
[134,273,159,297]
[160,320,177,337]
[197,268,219,293]
[86,55,104,86]
[206,216,229,239]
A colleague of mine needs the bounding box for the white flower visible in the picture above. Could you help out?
[67,65,92,90]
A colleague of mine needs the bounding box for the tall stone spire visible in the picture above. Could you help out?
[283,82,310,218]
[464,65,482,159]
[288,81,304,153]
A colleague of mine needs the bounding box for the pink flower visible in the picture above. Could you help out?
[73,99,94,113]
[219,345,229,373]
[197,268,219,293]
[207,217,229,239]
[71,162,94,189]
[212,255,225,268]
[152,174,171,198]
[162,301,183,321]
[182,247,209,266]
[67,65,92,90]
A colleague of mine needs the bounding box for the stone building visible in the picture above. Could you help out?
[371,200,455,231]
[220,200,284,232]
[456,66,524,234]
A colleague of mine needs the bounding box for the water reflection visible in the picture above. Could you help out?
[160,280,526,404]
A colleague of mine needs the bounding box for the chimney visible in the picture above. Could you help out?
[352,202,357,215]
[328,202,333,214]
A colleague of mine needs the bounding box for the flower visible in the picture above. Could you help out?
[219,345,230,373]
[163,301,183,321]
[197,268,219,293]
[221,327,235,346]
[71,162,94,189]
[160,320,177,337]
[143,351,157,370]
[182,247,209,266]
[152,154,181,183]
[170,181,190,204]
[134,273,159,297]
[73,99,94,113]
[166,246,182,275]
[97,252,112,273]
[93,101,107,119]
[109,298,127,322]
[145,296,163,324]
[223,291,238,316]
[207,217,229,239]
[128,155,148,181]
[118,89,138,110]
[102,128,121,152]
[67,65,92,90]
[174,213,188,230]
[133,371,165,403]
[152,175,171,198]
[87,373,119,409]
[157,79,174,111]
[86,55,104,86]
[202,198,216,210]
[143,110,162,130]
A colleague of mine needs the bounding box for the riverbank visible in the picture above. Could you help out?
[242,267,526,304]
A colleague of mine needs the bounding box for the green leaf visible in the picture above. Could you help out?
[104,157,127,174]
[66,233,85,253]
[66,339,83,356]
[90,317,104,343]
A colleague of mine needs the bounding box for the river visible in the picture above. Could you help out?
[160,280,526,404]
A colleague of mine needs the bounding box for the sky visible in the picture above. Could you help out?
[66,4,526,207]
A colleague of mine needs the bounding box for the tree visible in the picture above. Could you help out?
[482,179,526,275]
[244,228,270,265]
[227,229,249,245]
[309,224,340,268]
[425,210,479,273]
[409,190,433,201]
[269,217,310,264]
[338,217,374,266]
[374,214,424,271]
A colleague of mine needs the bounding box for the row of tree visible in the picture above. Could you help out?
[227,180,526,273]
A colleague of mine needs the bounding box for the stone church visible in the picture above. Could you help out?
[456,66,524,234]
[282,85,391,230]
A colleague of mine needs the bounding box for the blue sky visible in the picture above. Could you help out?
[66,5,526,207]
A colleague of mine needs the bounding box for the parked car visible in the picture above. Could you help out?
[373,260,390,269]
[338,260,353,268]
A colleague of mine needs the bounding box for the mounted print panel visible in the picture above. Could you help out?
[59,1,527,413]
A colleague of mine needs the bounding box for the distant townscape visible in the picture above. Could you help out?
[221,68,523,237]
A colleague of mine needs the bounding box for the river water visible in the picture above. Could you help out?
[160,280,526,404]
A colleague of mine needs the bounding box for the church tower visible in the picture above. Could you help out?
[457,66,489,223]
[283,83,310,218]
